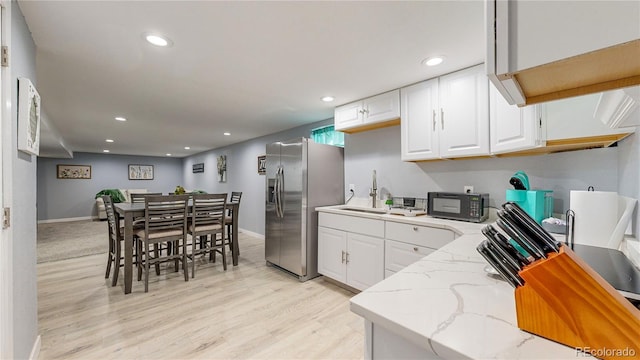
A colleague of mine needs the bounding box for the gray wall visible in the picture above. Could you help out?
[183,119,333,236]
[345,125,621,216]
[183,120,639,239]
[37,152,183,220]
[11,4,38,358]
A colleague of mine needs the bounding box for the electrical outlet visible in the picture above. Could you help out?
[349,184,355,192]
[464,185,474,194]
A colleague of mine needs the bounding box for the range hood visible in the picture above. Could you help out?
[486,0,640,107]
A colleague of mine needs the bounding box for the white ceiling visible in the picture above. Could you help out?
[18,0,485,158]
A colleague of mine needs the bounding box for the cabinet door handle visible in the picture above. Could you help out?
[412,226,419,231]
[413,247,419,252]
[432,110,436,131]
[441,108,444,130]
[346,252,350,264]
[341,250,345,263]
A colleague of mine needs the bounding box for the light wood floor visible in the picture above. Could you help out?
[37,232,365,359]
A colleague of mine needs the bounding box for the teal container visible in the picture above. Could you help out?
[505,189,553,224]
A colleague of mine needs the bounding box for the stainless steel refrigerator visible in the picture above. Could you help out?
[265,137,344,281]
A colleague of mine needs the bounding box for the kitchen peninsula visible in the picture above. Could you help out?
[317,205,640,359]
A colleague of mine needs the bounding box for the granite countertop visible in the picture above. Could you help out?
[317,204,599,359]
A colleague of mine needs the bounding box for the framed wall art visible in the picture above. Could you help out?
[18,77,41,156]
[192,163,204,173]
[128,164,154,180]
[217,155,227,182]
[57,164,91,179]
[258,155,266,175]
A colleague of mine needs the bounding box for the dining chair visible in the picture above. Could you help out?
[225,191,242,256]
[131,192,162,203]
[134,194,190,292]
[131,192,165,250]
[187,193,227,277]
[102,195,138,287]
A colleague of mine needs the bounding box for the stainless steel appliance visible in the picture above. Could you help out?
[427,192,489,223]
[265,138,344,281]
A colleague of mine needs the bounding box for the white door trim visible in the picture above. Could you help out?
[0,1,13,358]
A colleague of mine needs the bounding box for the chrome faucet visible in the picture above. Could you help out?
[369,170,377,208]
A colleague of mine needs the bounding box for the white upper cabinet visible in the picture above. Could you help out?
[400,79,439,161]
[595,86,640,129]
[545,93,633,141]
[334,102,363,130]
[401,64,489,161]
[486,0,640,106]
[490,82,545,154]
[439,64,490,158]
[335,90,400,133]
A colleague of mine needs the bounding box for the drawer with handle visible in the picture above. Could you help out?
[385,221,454,249]
[385,239,436,273]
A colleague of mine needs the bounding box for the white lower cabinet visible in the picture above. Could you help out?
[318,212,456,288]
[344,233,385,291]
[317,227,348,283]
[318,213,385,291]
[384,222,454,278]
[385,240,435,273]
[318,227,384,291]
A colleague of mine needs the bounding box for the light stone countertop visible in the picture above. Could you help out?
[316,204,600,359]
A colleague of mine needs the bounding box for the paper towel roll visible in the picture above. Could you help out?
[569,190,619,248]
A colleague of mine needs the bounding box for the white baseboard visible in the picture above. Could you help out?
[239,228,264,240]
[29,335,40,360]
[37,216,95,224]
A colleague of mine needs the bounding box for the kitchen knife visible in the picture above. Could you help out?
[496,215,546,260]
[497,210,548,259]
[482,226,522,271]
[503,202,559,253]
[486,241,525,286]
[502,211,556,254]
[483,224,532,268]
[476,240,524,288]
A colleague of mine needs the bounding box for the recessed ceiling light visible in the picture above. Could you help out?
[115,116,127,122]
[223,132,231,136]
[321,96,335,102]
[184,146,190,150]
[145,34,171,47]
[166,153,172,156]
[106,139,114,143]
[103,149,110,153]
[422,56,444,66]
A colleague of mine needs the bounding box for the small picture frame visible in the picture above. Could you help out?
[129,164,154,180]
[192,163,204,173]
[57,164,91,179]
[258,155,266,175]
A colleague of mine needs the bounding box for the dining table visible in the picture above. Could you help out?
[114,201,240,294]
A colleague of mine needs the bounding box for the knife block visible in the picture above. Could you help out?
[514,245,640,359]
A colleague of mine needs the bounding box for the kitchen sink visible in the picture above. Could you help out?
[338,206,387,215]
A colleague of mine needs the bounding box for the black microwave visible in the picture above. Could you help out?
[427,192,489,223]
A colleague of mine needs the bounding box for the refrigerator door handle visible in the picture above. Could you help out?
[274,167,281,218]
[278,167,285,218]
